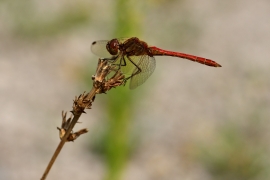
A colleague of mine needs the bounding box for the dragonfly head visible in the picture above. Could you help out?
[106,39,119,56]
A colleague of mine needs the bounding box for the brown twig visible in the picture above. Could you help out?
[57,111,88,142]
[41,58,125,180]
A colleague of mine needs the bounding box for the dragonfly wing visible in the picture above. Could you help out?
[112,54,141,75]
[91,40,112,58]
[129,55,156,89]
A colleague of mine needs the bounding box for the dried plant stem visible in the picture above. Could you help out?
[41,58,125,180]
[40,87,97,180]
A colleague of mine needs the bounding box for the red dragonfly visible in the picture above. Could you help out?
[91,37,221,89]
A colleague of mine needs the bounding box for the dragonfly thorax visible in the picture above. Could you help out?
[121,37,149,56]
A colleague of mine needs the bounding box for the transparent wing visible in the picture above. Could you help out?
[111,54,156,89]
[91,40,111,58]
[112,54,142,75]
[129,55,156,89]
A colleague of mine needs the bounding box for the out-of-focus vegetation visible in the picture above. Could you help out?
[197,124,268,180]
[15,7,90,39]
[89,1,143,180]
[3,0,91,39]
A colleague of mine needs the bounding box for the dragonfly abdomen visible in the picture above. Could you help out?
[149,46,221,67]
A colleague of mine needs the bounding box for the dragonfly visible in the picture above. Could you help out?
[91,37,221,89]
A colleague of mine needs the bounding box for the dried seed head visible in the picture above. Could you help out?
[57,127,88,142]
[72,92,93,115]
[57,58,125,142]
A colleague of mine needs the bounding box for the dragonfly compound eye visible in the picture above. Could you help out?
[106,39,119,56]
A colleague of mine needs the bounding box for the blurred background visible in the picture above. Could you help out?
[1,0,270,179]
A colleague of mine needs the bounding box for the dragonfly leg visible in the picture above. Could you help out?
[109,56,131,84]
[102,55,123,71]
[123,56,142,81]
[106,55,142,83]
[104,54,129,70]
[110,56,129,73]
